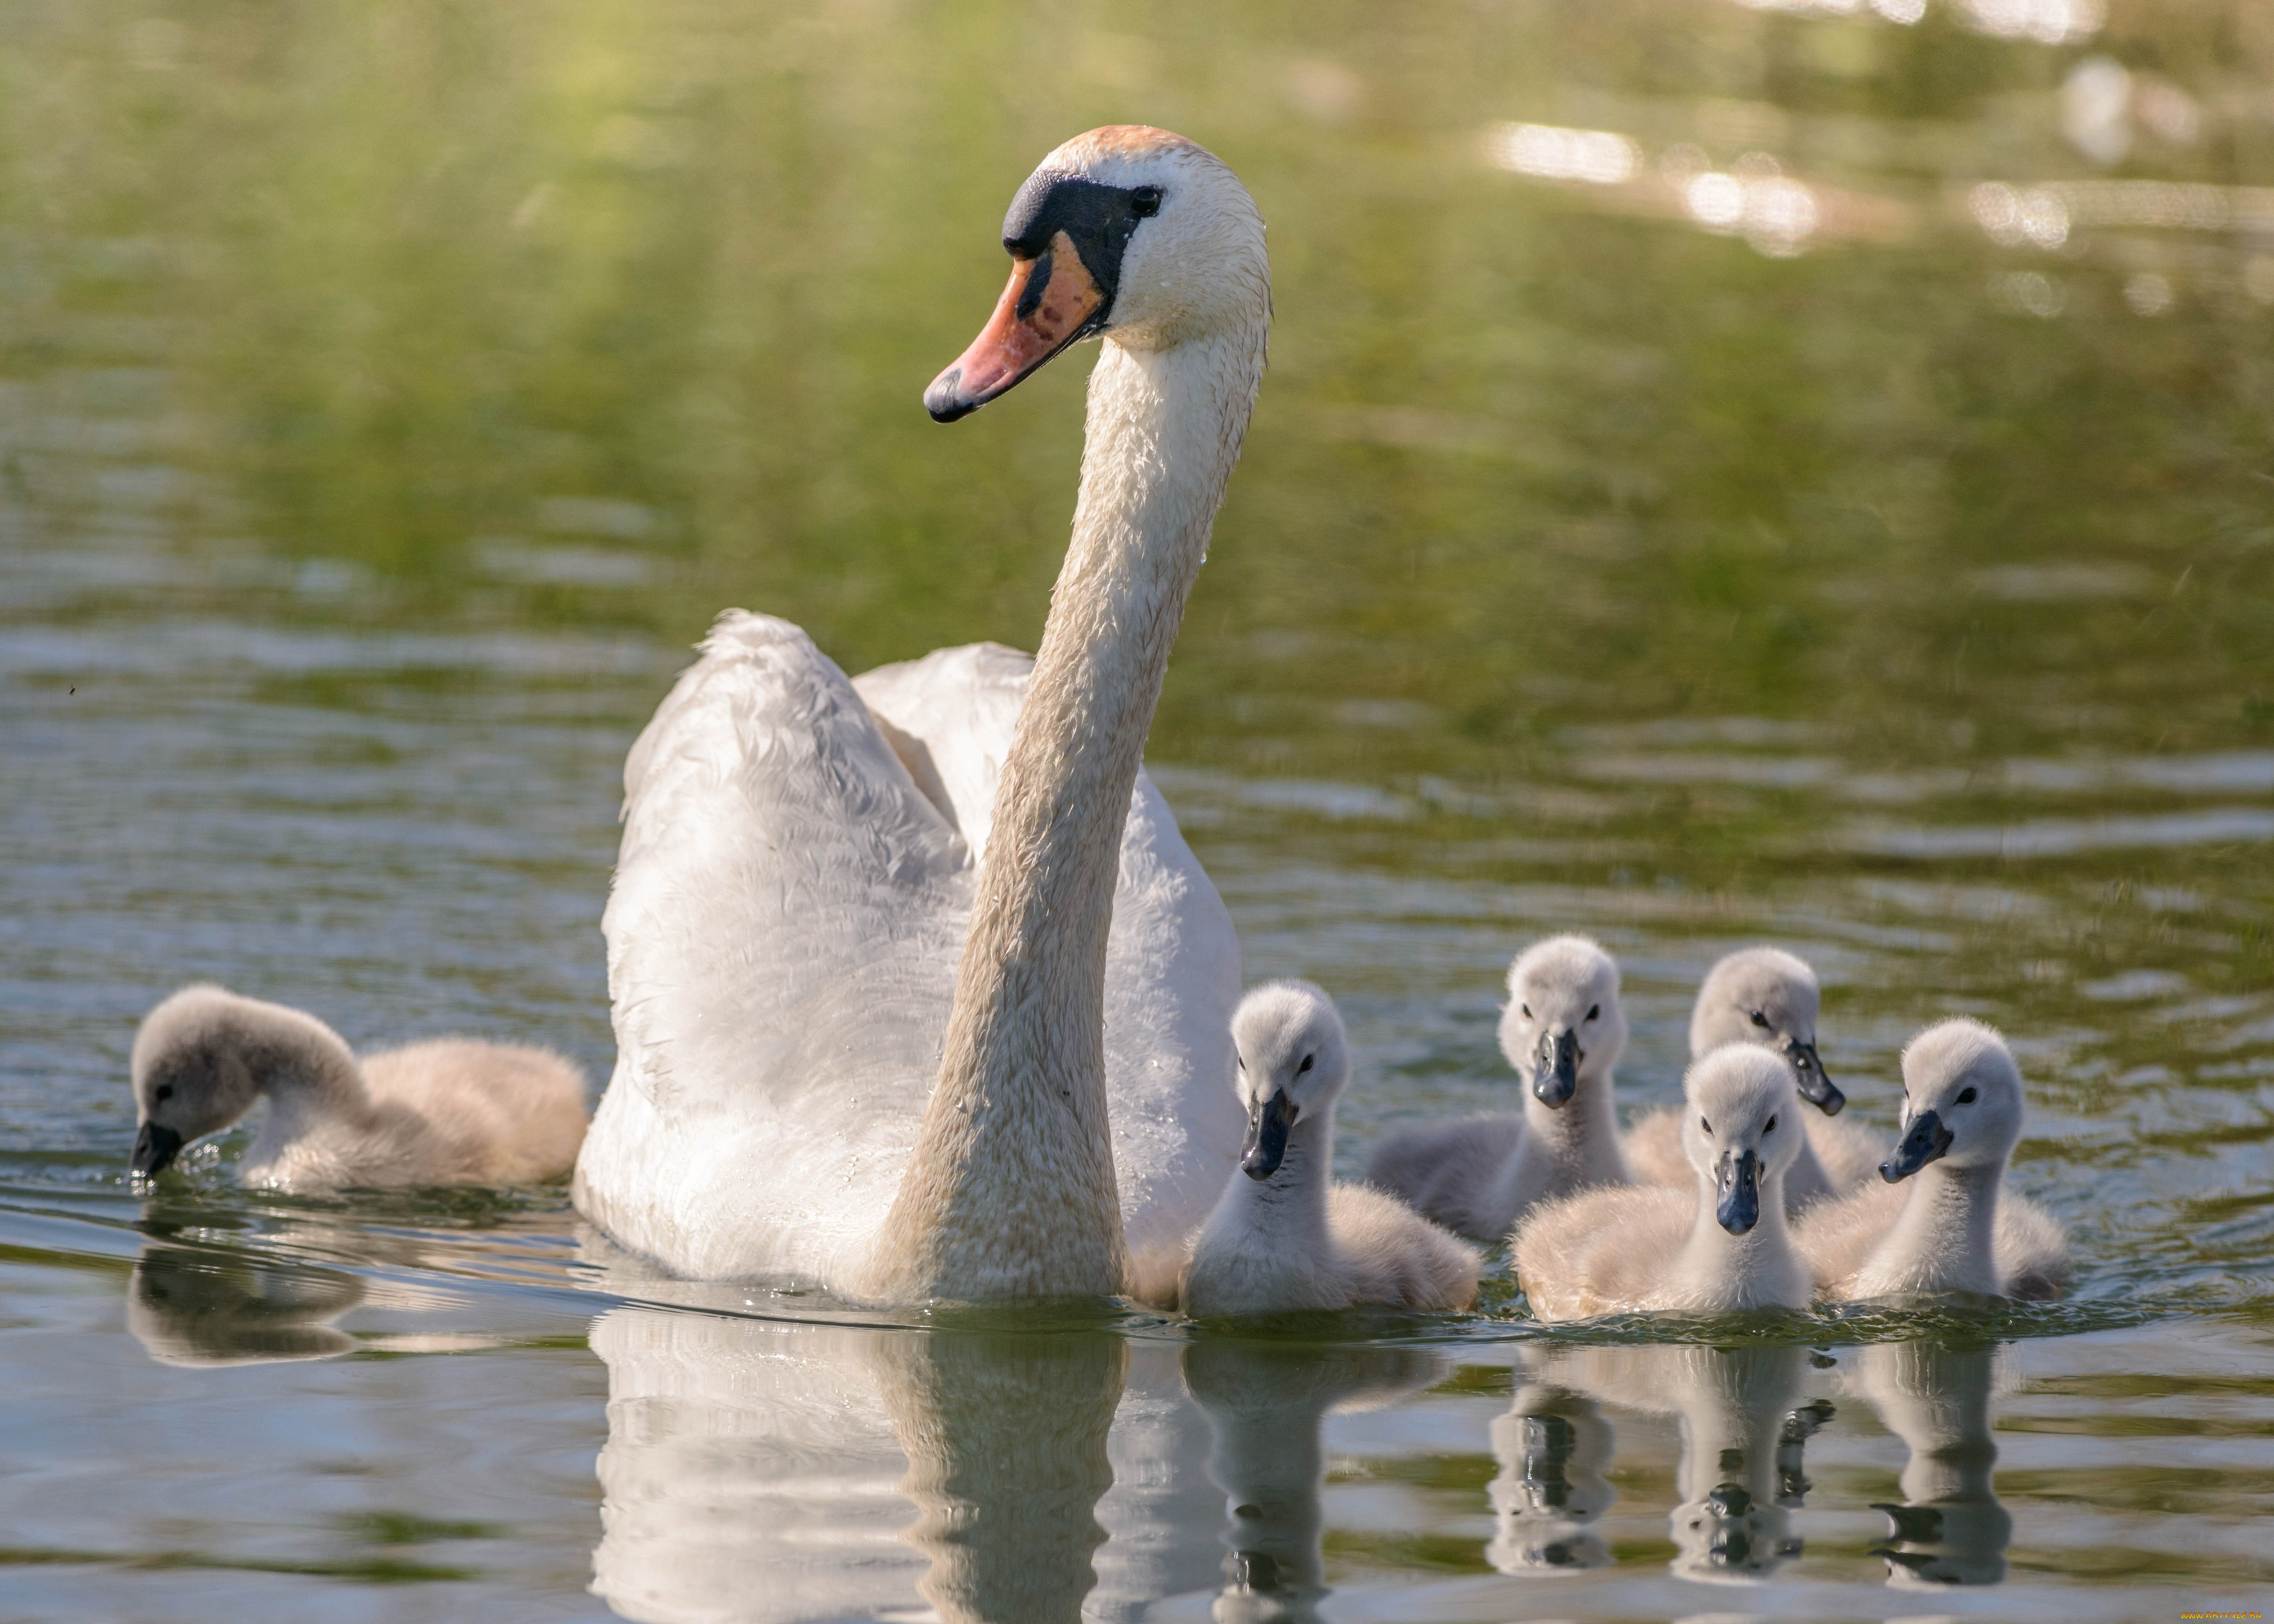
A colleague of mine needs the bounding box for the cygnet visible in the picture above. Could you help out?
[1365,936,1633,1240]
[1796,1019,2069,1301]
[130,984,588,1190]
[1625,946,1880,1210]
[1180,982,1480,1316]
[1513,1045,1814,1321]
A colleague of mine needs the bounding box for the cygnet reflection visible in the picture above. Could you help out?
[1545,1344,1830,1583]
[1181,1339,1442,1624]
[127,1243,364,1366]
[589,1305,1141,1624]
[1487,1352,1617,1574]
[1848,1339,2012,1586]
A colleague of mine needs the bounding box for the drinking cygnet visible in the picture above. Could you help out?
[130,985,588,1190]
[1513,1045,1814,1321]
[1796,1019,2069,1302]
[1179,982,1480,1316]
[1365,936,1632,1241]
[1625,946,1880,1211]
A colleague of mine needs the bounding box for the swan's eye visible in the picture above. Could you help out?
[1701,1118,1713,1136]
[1297,1054,1313,1074]
[1586,1004,1600,1022]
[1130,186,1163,217]
[1520,1003,1531,1020]
[1749,1009,1771,1028]
[154,1084,173,1103]
[1956,1086,1977,1104]
[1765,1114,1777,1133]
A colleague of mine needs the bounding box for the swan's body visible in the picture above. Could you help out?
[574,129,1270,1302]
[1624,947,1877,1210]
[1515,1045,1813,1321]
[1365,936,1632,1240]
[1797,1020,2070,1302]
[1179,983,1478,1315]
[128,985,586,1190]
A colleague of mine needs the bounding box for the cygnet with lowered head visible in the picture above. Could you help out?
[1797,1019,2068,1301]
[1180,982,1479,1316]
[130,985,588,1190]
[1514,1045,1814,1321]
[1625,947,1882,1210]
[1366,936,1632,1241]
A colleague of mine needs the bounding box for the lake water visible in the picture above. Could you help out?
[4,0,2273,1618]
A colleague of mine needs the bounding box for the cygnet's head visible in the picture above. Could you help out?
[925,126,1268,420]
[128,985,342,1177]
[1882,1018,2026,1182]
[1497,936,1626,1111]
[1679,1046,1804,1235]
[1229,981,1349,1182]
[1689,946,1843,1117]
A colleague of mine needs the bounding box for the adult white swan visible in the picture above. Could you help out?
[573,127,1268,1304]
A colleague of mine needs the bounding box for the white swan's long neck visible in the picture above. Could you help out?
[870,323,1265,1301]
[1858,1162,2004,1297]
[1515,1067,1630,1187]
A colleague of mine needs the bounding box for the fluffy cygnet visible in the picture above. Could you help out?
[130,985,588,1190]
[1797,1019,2069,1301]
[1365,936,1633,1241]
[1624,947,1880,1210]
[1514,1045,1814,1321]
[1179,982,1480,1316]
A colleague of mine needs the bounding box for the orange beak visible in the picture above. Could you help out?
[925,230,1105,422]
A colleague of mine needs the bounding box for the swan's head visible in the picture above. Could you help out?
[1497,936,1625,1111]
[925,126,1268,421]
[129,985,270,1177]
[1690,946,1843,1116]
[1229,980,1349,1181]
[1883,1018,2026,1182]
[1680,1046,1804,1235]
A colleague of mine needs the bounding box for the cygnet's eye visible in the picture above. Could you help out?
[154,1084,174,1103]
[1297,1054,1314,1074]
[1956,1086,1977,1105]
[1700,1118,1713,1136]
[1586,1004,1600,1022]
[1520,1002,1531,1020]
[1765,1114,1777,1133]
[1130,185,1163,217]
[1749,1009,1771,1028]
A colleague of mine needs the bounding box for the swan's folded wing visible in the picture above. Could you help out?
[856,643,1245,1275]
[583,612,973,1281]
[1513,1184,1690,1322]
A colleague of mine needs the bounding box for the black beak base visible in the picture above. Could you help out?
[1533,1030,1580,1109]
[132,1121,184,1179]
[1880,1109,1953,1182]
[1716,1148,1762,1235]
[1241,1092,1298,1181]
[1783,1038,1845,1116]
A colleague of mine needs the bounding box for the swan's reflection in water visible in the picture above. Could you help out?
[591,1305,1208,1624]
[1508,1345,1832,1584]
[1182,1339,1442,1624]
[1850,1339,2011,1587]
[127,1243,364,1367]
[1487,1354,1616,1574]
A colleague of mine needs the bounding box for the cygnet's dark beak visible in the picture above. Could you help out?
[1240,1091,1298,1181]
[131,1121,184,1178]
[1880,1109,1953,1182]
[1716,1147,1761,1235]
[1533,1029,1579,1109]
[1781,1037,1845,1115]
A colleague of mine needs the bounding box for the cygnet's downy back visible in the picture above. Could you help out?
[128,984,588,1190]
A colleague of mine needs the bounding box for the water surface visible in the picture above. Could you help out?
[3,0,2273,1617]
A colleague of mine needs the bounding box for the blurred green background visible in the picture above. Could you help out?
[5,0,2272,915]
